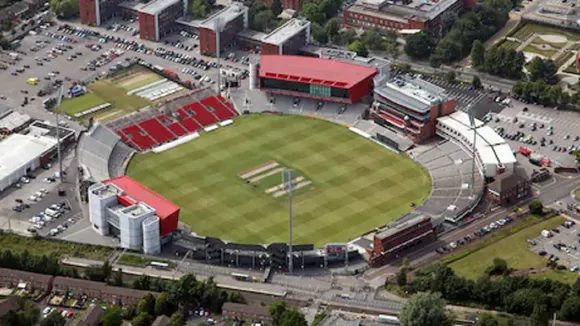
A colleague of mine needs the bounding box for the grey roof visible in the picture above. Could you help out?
[152,315,170,326]
[200,2,247,30]
[261,18,310,46]
[376,215,430,240]
[375,74,448,113]
[0,111,30,131]
[76,306,103,325]
[0,103,11,118]
[136,0,182,15]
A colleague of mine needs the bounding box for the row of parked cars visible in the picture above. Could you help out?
[27,201,73,235]
[42,307,73,319]
[58,23,99,39]
[437,216,514,253]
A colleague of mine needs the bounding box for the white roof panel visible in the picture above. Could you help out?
[0,134,57,181]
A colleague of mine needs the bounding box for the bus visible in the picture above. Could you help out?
[231,272,251,282]
[150,261,170,270]
[378,314,401,325]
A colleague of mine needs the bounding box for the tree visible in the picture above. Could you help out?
[530,304,549,326]
[40,311,66,326]
[404,31,432,59]
[560,296,580,321]
[251,10,275,32]
[470,40,485,68]
[348,40,368,57]
[485,257,508,276]
[361,28,385,51]
[137,293,156,316]
[325,18,340,38]
[446,71,456,83]
[189,0,207,17]
[131,312,152,326]
[302,3,325,25]
[399,292,453,326]
[504,288,546,315]
[101,306,124,326]
[49,0,79,19]
[110,268,123,287]
[155,292,174,317]
[269,301,289,326]
[528,57,558,84]
[477,313,499,326]
[429,55,441,73]
[168,310,186,326]
[311,22,328,44]
[472,76,482,89]
[271,0,282,16]
[529,199,543,215]
[279,309,308,326]
[397,266,408,287]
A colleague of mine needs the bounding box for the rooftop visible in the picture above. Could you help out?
[0,111,31,132]
[103,176,179,225]
[375,74,449,113]
[489,164,530,193]
[76,306,103,326]
[223,302,271,317]
[376,215,431,240]
[200,2,247,30]
[349,0,461,22]
[261,18,310,46]
[259,55,378,89]
[52,276,155,299]
[437,111,517,168]
[135,0,182,15]
[0,134,57,182]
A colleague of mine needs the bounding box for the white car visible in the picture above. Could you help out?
[42,307,51,315]
[35,191,44,198]
[490,222,498,229]
[28,195,38,202]
[497,219,505,226]
[40,188,48,194]
[449,242,457,249]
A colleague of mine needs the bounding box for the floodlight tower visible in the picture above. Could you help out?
[55,85,65,183]
[467,105,476,199]
[282,169,295,273]
[215,17,223,95]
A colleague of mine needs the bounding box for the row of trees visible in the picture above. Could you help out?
[404,0,513,63]
[248,0,282,33]
[405,261,580,322]
[269,301,308,326]
[471,41,526,79]
[511,80,577,108]
[49,0,79,20]
[189,0,216,18]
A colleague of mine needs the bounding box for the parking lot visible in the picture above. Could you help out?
[485,99,580,167]
[425,77,490,114]
[529,220,580,271]
[438,215,515,253]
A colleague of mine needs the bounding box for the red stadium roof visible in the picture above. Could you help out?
[259,55,377,89]
[104,176,179,222]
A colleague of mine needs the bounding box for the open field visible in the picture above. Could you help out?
[127,114,431,246]
[448,216,576,283]
[522,45,557,58]
[60,72,152,120]
[0,232,112,260]
[512,23,580,42]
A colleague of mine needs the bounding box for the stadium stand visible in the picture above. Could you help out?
[108,141,135,177]
[106,90,238,151]
[78,124,124,182]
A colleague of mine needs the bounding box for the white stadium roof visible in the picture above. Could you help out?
[437,111,516,168]
[0,134,57,181]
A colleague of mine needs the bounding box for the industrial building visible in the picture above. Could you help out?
[0,122,75,192]
[198,2,248,56]
[342,0,471,35]
[258,55,378,104]
[371,73,456,143]
[436,111,517,178]
[88,176,180,254]
[260,18,311,55]
[135,0,185,41]
[368,215,435,267]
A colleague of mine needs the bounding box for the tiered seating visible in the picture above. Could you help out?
[184,102,218,126]
[139,118,174,144]
[175,109,202,132]
[158,114,188,137]
[217,95,237,112]
[201,96,236,120]
[119,125,158,150]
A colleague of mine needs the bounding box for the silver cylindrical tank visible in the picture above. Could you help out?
[142,216,161,255]
[249,63,259,90]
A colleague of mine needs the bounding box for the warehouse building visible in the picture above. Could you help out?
[199,2,248,56]
[260,18,310,55]
[0,122,75,192]
[342,0,471,35]
[436,111,517,178]
[371,73,456,143]
[136,0,185,41]
[88,176,180,254]
[258,55,378,104]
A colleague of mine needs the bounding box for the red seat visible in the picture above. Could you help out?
[180,118,201,132]
[139,118,175,144]
[217,95,237,112]
[158,114,188,137]
[185,102,218,126]
[201,96,235,120]
[121,124,157,150]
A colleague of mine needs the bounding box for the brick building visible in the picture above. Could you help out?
[136,0,185,41]
[80,0,126,26]
[488,165,532,206]
[199,2,248,56]
[0,267,53,292]
[343,0,470,36]
[75,306,103,326]
[264,0,302,11]
[260,18,310,55]
[52,277,154,306]
[222,303,273,324]
[369,215,435,267]
[372,72,456,143]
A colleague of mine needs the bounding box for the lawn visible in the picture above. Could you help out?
[59,79,152,122]
[513,23,580,42]
[554,51,575,69]
[531,37,567,49]
[117,253,176,268]
[0,232,112,260]
[127,114,431,246]
[498,40,521,50]
[522,45,557,58]
[448,216,578,283]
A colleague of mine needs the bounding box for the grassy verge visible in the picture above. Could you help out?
[522,45,557,58]
[448,215,577,283]
[116,253,176,268]
[532,37,567,48]
[554,52,575,69]
[0,232,112,260]
[513,23,580,41]
[498,40,521,50]
[312,313,327,326]
[564,62,580,75]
